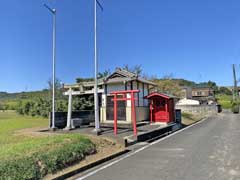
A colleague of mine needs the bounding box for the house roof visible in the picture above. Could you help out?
[104,68,156,86]
[144,92,177,99]
[64,68,156,89]
[192,87,214,90]
[105,68,136,79]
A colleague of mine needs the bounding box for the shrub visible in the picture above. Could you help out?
[231,102,239,114]
[216,94,232,109]
[16,95,93,118]
[0,156,41,180]
[0,137,96,180]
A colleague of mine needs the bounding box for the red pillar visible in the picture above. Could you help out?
[165,100,167,111]
[165,100,168,122]
[114,94,118,135]
[150,102,153,123]
[131,92,137,136]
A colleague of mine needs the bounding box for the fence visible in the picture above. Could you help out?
[49,110,95,128]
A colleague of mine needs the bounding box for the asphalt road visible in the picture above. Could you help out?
[74,111,240,180]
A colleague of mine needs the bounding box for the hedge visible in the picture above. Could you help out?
[0,138,96,180]
[232,104,239,113]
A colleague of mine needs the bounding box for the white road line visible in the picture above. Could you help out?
[76,117,208,180]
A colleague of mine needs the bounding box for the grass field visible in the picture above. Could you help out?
[0,111,49,158]
[0,111,96,179]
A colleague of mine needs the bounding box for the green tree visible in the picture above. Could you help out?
[47,78,65,100]
[218,87,232,95]
[73,95,94,111]
[152,79,184,97]
[0,103,2,110]
[98,69,111,78]
[76,77,94,83]
[122,64,143,76]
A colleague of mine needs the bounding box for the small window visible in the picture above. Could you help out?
[155,100,165,107]
[155,100,161,107]
[197,91,202,96]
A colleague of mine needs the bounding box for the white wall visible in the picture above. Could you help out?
[106,83,125,94]
[143,84,149,106]
[138,82,144,106]
[101,81,150,124]
[136,107,149,121]
[105,81,149,107]
[101,94,107,107]
[126,81,131,90]
[176,98,200,105]
[132,81,138,106]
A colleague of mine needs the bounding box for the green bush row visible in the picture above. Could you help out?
[15,95,94,118]
[16,98,68,117]
[0,138,96,180]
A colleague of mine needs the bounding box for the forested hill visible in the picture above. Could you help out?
[0,78,227,102]
[158,78,197,87]
[0,90,50,101]
[154,78,221,88]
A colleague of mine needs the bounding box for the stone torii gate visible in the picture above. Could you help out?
[64,87,104,130]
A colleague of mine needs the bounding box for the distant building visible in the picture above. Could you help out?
[179,86,216,105]
[181,86,192,99]
[191,87,215,104]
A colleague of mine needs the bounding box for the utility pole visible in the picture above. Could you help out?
[44,4,57,130]
[233,64,238,101]
[93,0,103,134]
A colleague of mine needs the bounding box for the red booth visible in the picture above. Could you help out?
[145,92,176,124]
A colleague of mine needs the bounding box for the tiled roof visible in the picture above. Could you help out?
[105,68,156,85]
[64,68,156,89]
[144,92,178,99]
[105,68,136,80]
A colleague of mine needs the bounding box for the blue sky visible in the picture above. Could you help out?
[1,0,240,92]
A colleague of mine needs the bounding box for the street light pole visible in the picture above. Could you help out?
[44,4,56,130]
[94,0,100,133]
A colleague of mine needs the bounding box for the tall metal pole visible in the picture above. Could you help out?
[94,0,100,132]
[44,4,56,129]
[52,9,56,129]
[233,64,238,101]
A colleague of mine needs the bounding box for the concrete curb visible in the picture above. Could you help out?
[124,123,177,147]
[51,149,130,180]
[146,116,210,142]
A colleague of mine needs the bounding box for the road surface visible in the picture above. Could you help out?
[73,111,240,180]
